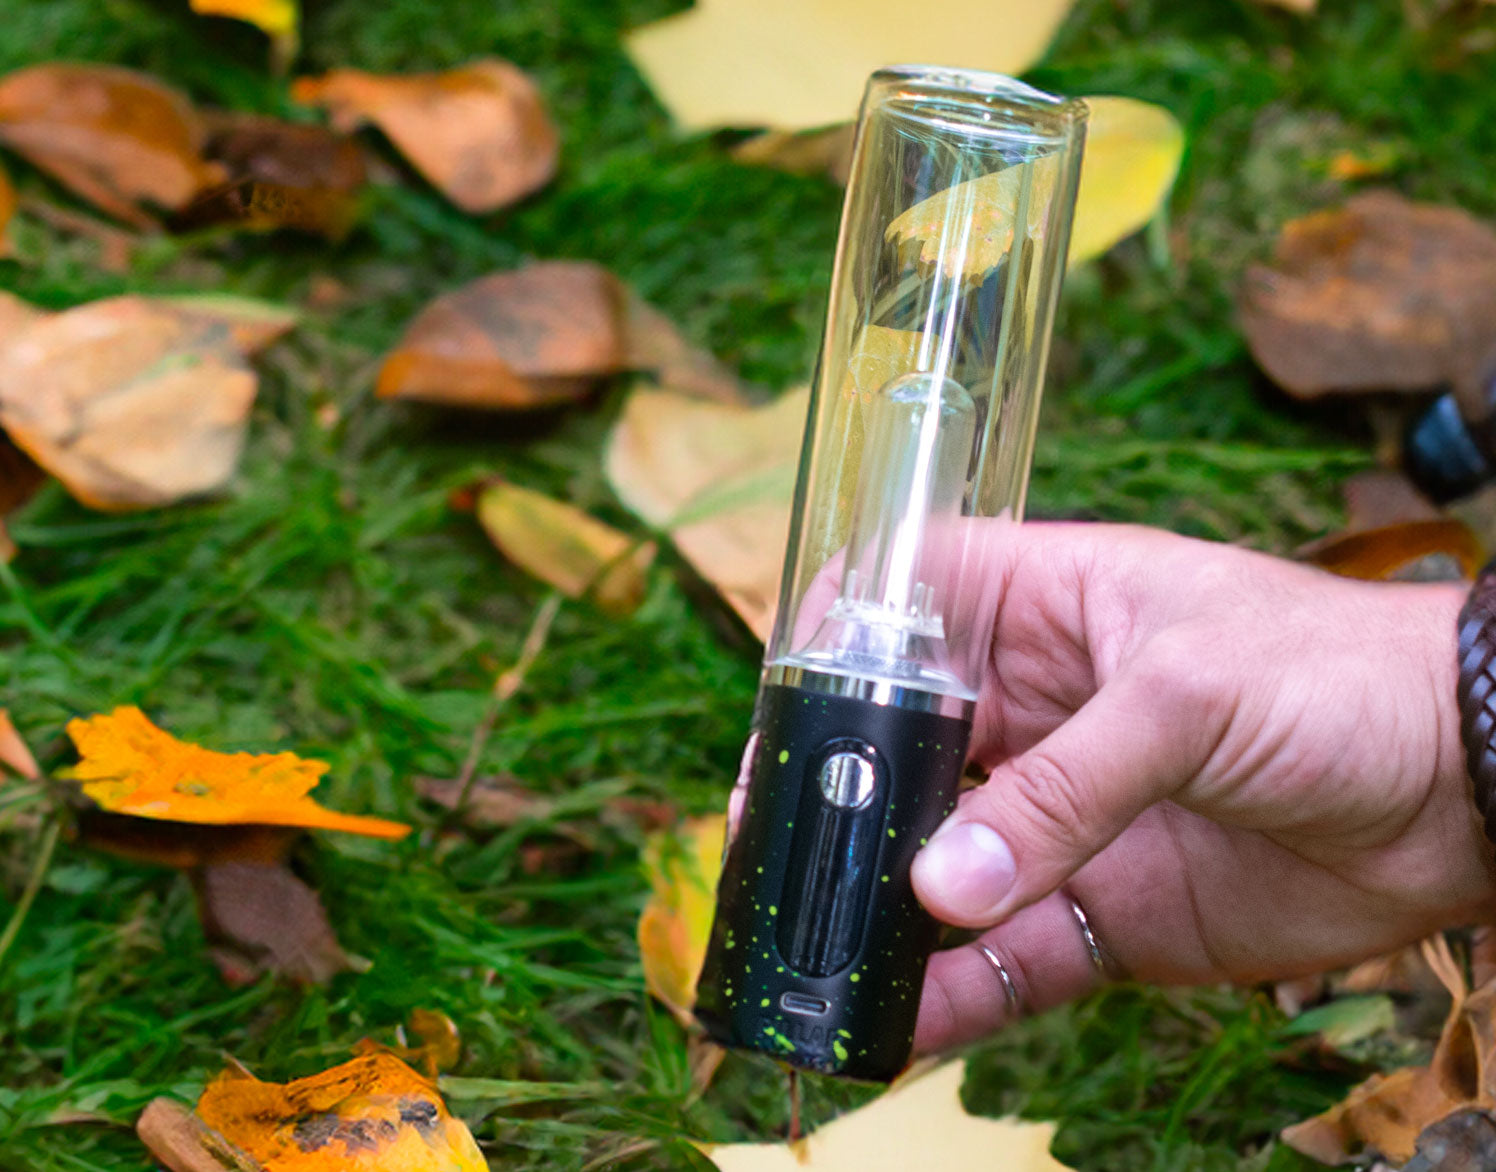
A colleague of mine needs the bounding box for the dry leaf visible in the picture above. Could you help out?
[418,774,555,829]
[607,387,804,640]
[477,481,654,615]
[1256,0,1316,12]
[625,0,1075,131]
[187,1052,486,1172]
[137,1098,262,1172]
[194,861,351,985]
[0,64,218,226]
[637,813,725,1026]
[621,293,747,405]
[0,436,46,562]
[292,59,557,214]
[885,95,1183,277]
[0,709,39,779]
[74,813,295,870]
[0,156,13,254]
[1284,938,1496,1165]
[175,113,365,238]
[355,1009,464,1077]
[0,294,294,511]
[64,705,409,838]
[704,1060,1075,1171]
[378,262,623,409]
[1343,469,1442,531]
[1239,191,1496,400]
[730,125,856,185]
[0,290,46,338]
[1300,519,1481,581]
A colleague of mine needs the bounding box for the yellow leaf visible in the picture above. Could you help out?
[192,1052,486,1172]
[1067,96,1183,264]
[190,0,296,37]
[886,95,1183,276]
[638,814,725,1026]
[624,0,1076,131]
[606,388,804,641]
[476,480,655,615]
[704,1060,1075,1171]
[65,706,409,839]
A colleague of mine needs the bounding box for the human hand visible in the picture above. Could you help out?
[910,522,1492,1052]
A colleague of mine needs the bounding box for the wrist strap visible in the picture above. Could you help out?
[1457,564,1496,841]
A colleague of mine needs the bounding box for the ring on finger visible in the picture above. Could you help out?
[1068,894,1112,980]
[976,942,1020,1015]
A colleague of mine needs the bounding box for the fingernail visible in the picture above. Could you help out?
[915,821,1016,922]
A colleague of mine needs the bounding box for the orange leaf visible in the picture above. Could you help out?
[377,262,623,409]
[65,706,408,838]
[1301,519,1482,581]
[0,294,294,511]
[293,60,557,214]
[189,1053,485,1172]
[0,708,39,779]
[0,64,219,226]
[638,814,725,1027]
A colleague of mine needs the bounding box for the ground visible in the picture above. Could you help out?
[3,0,1495,1168]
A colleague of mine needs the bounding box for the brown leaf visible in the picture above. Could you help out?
[174,113,365,238]
[0,156,13,254]
[1299,519,1481,581]
[417,774,556,829]
[0,708,39,779]
[731,124,855,185]
[193,861,351,985]
[0,64,219,226]
[292,59,557,214]
[0,435,46,561]
[1240,191,1496,399]
[606,387,804,640]
[75,811,296,870]
[1283,937,1496,1166]
[477,480,655,615]
[621,293,748,405]
[137,1097,263,1172]
[0,290,47,338]
[378,262,624,408]
[1343,469,1443,531]
[0,295,295,511]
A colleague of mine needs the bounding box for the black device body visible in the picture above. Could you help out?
[694,679,970,1082]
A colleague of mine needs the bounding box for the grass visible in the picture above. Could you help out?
[1,0,1494,1168]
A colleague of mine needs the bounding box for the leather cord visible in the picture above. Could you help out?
[1457,562,1496,843]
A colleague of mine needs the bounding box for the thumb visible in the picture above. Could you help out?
[912,659,1221,928]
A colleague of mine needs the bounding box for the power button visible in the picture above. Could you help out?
[818,750,876,808]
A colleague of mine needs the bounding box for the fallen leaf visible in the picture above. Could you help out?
[1284,937,1496,1166]
[886,95,1183,277]
[0,294,294,510]
[355,1009,464,1077]
[189,0,298,69]
[292,59,557,213]
[637,813,725,1026]
[418,774,555,829]
[1342,469,1442,531]
[730,125,856,185]
[1239,190,1496,399]
[1282,995,1398,1050]
[194,861,351,985]
[0,709,39,779]
[137,1098,261,1172]
[0,156,13,253]
[74,813,294,870]
[1256,0,1316,11]
[0,435,47,561]
[704,1060,1075,1171]
[0,64,218,226]
[625,0,1075,131]
[0,290,46,338]
[621,293,748,405]
[377,262,623,409]
[607,387,804,640]
[186,1052,486,1172]
[64,705,409,838]
[1300,519,1481,581]
[175,113,365,238]
[477,480,655,615]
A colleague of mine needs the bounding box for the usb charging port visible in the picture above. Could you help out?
[780,992,831,1016]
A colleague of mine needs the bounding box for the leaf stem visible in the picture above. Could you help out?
[0,816,61,970]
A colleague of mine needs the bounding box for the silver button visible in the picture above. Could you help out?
[818,751,876,808]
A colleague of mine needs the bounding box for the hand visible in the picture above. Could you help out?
[910,522,1493,1053]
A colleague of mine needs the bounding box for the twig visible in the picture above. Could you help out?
[0,816,60,970]
[448,591,563,823]
[787,1067,802,1142]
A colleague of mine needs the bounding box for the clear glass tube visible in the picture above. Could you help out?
[768,67,1087,702]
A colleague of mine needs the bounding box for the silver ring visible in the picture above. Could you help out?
[976,943,1019,1015]
[1069,896,1109,979]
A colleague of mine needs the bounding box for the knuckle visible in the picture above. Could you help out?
[1002,750,1097,852]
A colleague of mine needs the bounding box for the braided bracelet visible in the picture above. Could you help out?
[1457,565,1496,841]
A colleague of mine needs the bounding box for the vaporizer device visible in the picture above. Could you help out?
[693,66,1087,1082]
